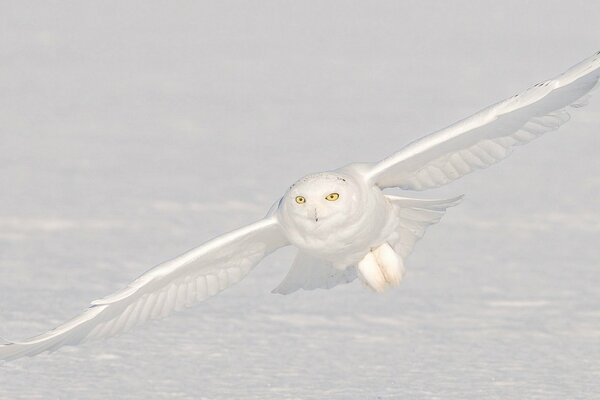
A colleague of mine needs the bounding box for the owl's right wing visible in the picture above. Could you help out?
[0,216,289,361]
[363,52,600,190]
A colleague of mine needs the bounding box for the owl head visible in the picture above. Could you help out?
[276,172,365,238]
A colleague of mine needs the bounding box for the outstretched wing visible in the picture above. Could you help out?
[364,52,600,190]
[0,217,288,361]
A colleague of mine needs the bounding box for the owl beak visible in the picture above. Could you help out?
[313,208,319,222]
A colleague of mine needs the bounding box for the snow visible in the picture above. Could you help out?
[1,1,599,398]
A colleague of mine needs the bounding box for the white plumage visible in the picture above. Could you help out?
[1,52,599,361]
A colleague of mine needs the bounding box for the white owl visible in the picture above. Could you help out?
[1,52,599,361]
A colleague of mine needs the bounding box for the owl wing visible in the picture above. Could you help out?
[0,216,288,361]
[385,195,463,259]
[363,52,600,190]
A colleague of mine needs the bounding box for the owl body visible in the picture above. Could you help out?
[276,165,397,269]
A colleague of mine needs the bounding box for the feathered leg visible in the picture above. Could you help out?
[373,242,404,286]
[358,243,404,292]
[357,252,386,293]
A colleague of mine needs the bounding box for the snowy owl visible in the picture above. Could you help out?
[1,52,599,361]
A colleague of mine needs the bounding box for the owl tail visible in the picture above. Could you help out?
[271,251,357,295]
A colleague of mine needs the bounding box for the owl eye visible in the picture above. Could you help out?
[295,196,306,204]
[325,193,340,201]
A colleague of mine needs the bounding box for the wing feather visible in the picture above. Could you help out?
[0,217,288,361]
[365,52,600,190]
[386,195,463,258]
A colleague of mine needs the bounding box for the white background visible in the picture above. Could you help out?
[1,1,599,398]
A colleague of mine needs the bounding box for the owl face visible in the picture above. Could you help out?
[278,172,364,235]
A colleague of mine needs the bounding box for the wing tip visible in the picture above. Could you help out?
[270,285,296,295]
[0,338,71,362]
[0,341,26,362]
[449,194,465,206]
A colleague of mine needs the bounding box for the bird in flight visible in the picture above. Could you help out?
[1,52,599,361]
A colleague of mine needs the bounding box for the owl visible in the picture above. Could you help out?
[1,52,599,361]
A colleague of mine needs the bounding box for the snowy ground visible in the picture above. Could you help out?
[1,1,599,399]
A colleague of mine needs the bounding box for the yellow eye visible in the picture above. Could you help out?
[295,196,306,204]
[325,193,339,201]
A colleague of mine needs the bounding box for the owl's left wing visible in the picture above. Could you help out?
[364,52,600,190]
[0,216,288,361]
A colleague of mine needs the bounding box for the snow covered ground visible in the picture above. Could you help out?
[1,1,599,398]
